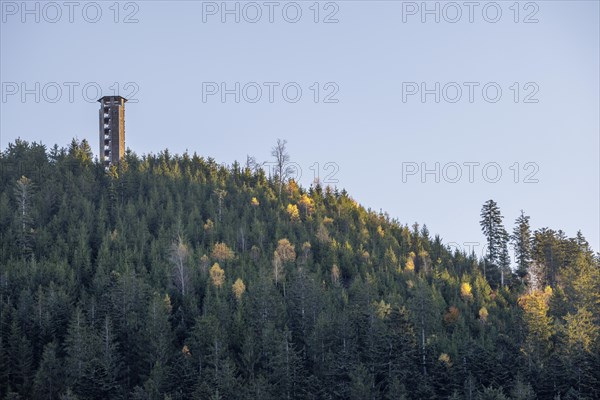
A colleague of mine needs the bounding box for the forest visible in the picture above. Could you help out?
[0,138,598,400]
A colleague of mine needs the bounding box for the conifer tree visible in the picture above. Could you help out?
[33,341,64,400]
[512,211,532,283]
[14,176,34,255]
[480,200,505,281]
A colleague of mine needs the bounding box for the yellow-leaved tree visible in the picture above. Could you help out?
[286,204,300,222]
[232,278,246,302]
[405,251,416,272]
[212,242,234,263]
[210,263,225,288]
[479,307,489,323]
[460,282,473,301]
[298,193,315,218]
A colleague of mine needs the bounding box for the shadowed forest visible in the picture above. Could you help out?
[0,139,598,400]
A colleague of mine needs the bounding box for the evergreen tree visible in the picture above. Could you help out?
[7,318,34,397]
[14,176,34,256]
[33,341,64,400]
[512,211,532,283]
[498,227,511,287]
[479,200,505,282]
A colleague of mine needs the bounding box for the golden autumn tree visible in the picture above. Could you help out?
[251,197,260,220]
[212,242,234,263]
[298,193,315,218]
[210,263,225,288]
[404,251,416,272]
[232,278,246,302]
[287,179,300,198]
[460,282,473,301]
[286,204,300,223]
[479,307,489,323]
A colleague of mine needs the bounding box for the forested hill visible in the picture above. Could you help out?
[0,138,599,400]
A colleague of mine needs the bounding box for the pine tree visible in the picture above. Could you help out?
[64,307,93,396]
[498,227,510,287]
[532,228,559,287]
[33,341,64,400]
[7,318,33,397]
[479,200,505,281]
[14,176,34,256]
[91,316,122,398]
[511,211,532,283]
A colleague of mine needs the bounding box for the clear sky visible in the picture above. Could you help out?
[1,0,599,257]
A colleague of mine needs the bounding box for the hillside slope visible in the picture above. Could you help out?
[0,139,599,400]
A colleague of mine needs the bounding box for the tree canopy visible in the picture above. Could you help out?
[0,138,598,399]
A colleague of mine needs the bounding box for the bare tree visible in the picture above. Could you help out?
[272,239,296,287]
[171,235,190,296]
[245,155,263,173]
[271,139,292,195]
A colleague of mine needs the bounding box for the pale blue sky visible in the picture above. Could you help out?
[1,1,599,256]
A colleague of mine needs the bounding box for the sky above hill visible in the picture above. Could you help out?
[1,0,599,255]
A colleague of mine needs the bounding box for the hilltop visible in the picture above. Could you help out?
[0,138,598,400]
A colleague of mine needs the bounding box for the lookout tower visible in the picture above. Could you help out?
[98,96,127,167]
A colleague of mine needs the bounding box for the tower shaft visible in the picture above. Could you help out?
[98,96,127,167]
